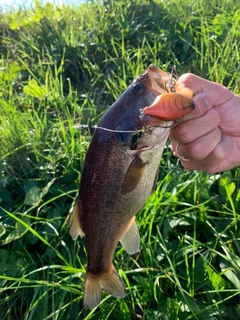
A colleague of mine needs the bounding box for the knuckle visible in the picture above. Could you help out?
[205,166,218,174]
[179,73,196,84]
[188,143,205,160]
[211,145,226,162]
[178,126,192,143]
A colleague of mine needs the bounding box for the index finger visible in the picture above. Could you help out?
[178,73,234,105]
[181,91,214,121]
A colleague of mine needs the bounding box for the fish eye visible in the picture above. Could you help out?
[132,83,145,95]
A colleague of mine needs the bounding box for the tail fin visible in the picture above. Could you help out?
[84,266,126,310]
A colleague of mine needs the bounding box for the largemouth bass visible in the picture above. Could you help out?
[70,65,194,310]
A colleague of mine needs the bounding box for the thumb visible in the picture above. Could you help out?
[178,73,234,105]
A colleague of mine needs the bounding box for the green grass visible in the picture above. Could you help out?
[0,0,240,319]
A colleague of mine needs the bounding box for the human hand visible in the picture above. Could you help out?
[169,74,240,173]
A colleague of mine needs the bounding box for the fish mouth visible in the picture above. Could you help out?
[147,64,194,99]
[143,65,195,122]
[137,64,173,127]
[147,64,170,94]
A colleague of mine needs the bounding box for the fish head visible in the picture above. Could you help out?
[99,65,195,153]
[100,65,173,147]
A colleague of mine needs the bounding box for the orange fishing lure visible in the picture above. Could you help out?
[143,93,195,121]
[143,65,195,120]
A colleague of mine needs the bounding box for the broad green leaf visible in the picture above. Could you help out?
[164,216,192,236]
[23,180,54,206]
[0,188,13,203]
[176,293,220,319]
[23,79,48,99]
[0,249,18,276]
[221,268,240,289]
[0,217,30,245]
[41,179,55,197]
[24,185,41,206]
[0,223,5,237]
[10,61,21,79]
[23,180,39,194]
[219,172,236,202]
[205,264,225,290]
[176,292,200,313]
[0,61,21,82]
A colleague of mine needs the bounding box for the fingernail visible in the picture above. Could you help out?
[204,93,214,109]
[204,99,210,109]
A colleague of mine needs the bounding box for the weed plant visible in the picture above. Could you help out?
[0,0,239,319]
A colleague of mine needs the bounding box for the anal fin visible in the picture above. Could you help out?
[120,217,140,254]
[69,197,85,240]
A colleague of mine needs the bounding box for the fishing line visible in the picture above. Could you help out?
[152,122,175,129]
[95,123,174,133]
[95,126,142,133]
[74,122,175,134]
[73,124,139,133]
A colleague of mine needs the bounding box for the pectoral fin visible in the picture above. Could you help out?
[69,198,85,239]
[121,155,145,195]
[120,217,140,254]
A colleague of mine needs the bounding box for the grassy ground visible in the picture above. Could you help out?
[0,0,240,319]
